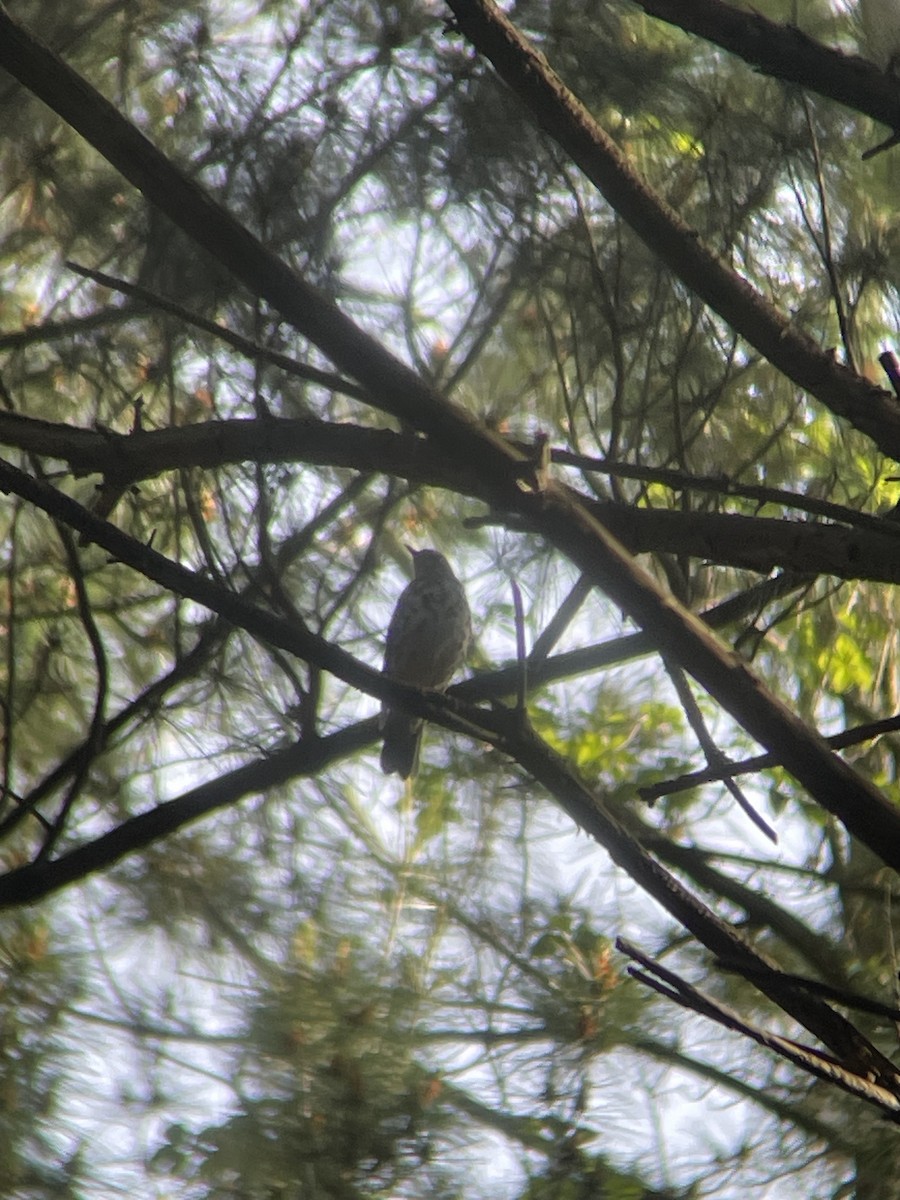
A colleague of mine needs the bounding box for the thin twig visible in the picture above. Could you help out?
[66,260,367,402]
[663,658,777,842]
[799,95,855,369]
[529,572,592,665]
[510,577,527,716]
[640,710,900,802]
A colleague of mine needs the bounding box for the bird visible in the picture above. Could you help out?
[380,548,472,779]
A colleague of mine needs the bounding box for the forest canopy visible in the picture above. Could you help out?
[1,1,900,1196]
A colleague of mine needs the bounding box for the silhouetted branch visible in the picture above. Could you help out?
[619,938,900,1120]
[631,0,900,139]
[445,0,900,459]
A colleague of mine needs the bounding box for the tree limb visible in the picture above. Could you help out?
[445,0,900,459]
[632,0,900,138]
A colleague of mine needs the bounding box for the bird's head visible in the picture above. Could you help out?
[407,547,451,579]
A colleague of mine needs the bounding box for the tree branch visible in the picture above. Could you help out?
[445,0,900,459]
[632,0,900,137]
[1,412,898,582]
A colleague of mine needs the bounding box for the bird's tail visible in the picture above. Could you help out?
[380,710,424,779]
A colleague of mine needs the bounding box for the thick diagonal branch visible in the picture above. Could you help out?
[633,0,900,135]
[445,0,900,459]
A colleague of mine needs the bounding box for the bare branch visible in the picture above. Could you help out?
[631,0,900,139]
[445,0,900,459]
[619,939,900,1119]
